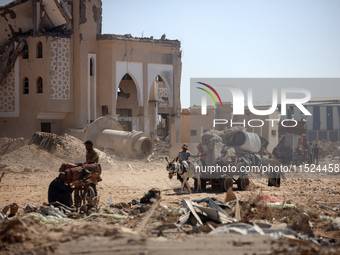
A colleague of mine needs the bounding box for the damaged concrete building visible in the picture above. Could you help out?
[0,0,182,140]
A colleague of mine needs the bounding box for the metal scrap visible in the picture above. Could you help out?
[314,200,340,214]
[180,197,234,226]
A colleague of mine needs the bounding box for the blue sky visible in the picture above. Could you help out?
[102,0,340,107]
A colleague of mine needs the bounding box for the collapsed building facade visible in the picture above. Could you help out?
[0,0,182,140]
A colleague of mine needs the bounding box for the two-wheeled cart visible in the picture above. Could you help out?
[73,181,97,208]
[59,163,102,208]
[193,168,250,192]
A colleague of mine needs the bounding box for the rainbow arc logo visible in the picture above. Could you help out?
[196,82,223,106]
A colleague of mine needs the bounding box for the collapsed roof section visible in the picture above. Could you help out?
[42,0,72,27]
[0,0,72,84]
[0,0,72,45]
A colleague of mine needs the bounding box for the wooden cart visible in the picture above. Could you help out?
[193,169,250,192]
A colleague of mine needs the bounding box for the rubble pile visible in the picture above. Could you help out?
[313,140,340,160]
[29,132,85,160]
[0,183,339,253]
[148,139,170,161]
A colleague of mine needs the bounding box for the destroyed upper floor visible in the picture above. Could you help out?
[0,0,74,47]
[0,0,103,85]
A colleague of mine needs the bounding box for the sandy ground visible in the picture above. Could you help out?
[1,137,340,254]
[2,157,340,214]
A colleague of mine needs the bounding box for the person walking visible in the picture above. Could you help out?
[312,144,319,165]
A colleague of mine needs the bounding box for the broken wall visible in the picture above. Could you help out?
[97,35,182,136]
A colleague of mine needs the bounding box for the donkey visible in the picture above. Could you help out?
[165,157,202,193]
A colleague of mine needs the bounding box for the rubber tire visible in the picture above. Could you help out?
[84,186,96,205]
[221,176,233,192]
[237,176,249,191]
[74,190,82,208]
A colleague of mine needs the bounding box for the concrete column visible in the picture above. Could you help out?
[109,59,117,119]
[175,116,181,143]
[143,62,149,133]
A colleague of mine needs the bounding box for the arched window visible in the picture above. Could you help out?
[122,73,132,80]
[36,41,43,58]
[22,44,29,59]
[37,77,43,93]
[23,78,29,94]
[90,58,94,76]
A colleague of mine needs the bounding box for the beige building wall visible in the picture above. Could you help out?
[169,106,215,158]
[184,107,216,143]
[0,35,73,138]
[0,0,182,141]
[97,36,181,137]
[66,0,101,128]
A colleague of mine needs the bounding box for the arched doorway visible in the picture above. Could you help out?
[149,75,171,139]
[116,73,139,131]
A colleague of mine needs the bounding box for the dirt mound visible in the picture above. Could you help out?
[0,137,27,156]
[0,133,115,173]
[0,133,85,173]
[148,139,170,162]
[0,218,59,255]
[0,144,64,172]
[29,132,85,161]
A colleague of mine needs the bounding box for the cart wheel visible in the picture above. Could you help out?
[194,179,206,191]
[74,190,82,208]
[221,176,233,192]
[84,185,96,205]
[237,176,249,191]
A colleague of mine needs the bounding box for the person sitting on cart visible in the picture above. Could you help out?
[84,140,100,196]
[85,140,99,164]
[48,172,73,207]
